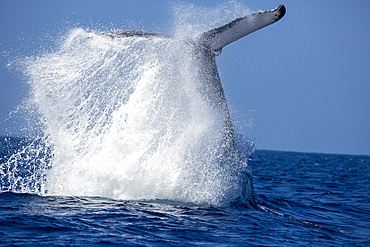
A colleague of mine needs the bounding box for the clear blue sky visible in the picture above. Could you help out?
[0,0,369,155]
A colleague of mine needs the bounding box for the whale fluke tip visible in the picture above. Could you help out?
[199,4,286,54]
[276,5,286,20]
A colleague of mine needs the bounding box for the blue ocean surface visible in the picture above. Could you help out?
[0,136,369,246]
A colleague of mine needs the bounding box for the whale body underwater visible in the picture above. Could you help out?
[102,5,286,150]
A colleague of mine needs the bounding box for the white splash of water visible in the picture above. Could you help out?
[171,1,251,39]
[2,2,256,206]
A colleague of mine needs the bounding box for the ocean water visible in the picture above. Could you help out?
[0,137,369,246]
[1,2,369,246]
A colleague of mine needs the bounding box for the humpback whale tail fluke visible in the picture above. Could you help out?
[99,5,286,54]
[198,5,286,55]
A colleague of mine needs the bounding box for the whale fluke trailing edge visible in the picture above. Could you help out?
[198,4,286,55]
